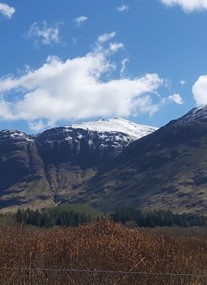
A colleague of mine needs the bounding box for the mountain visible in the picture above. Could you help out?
[0,118,156,212]
[77,106,207,215]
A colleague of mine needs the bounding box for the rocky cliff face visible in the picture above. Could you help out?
[0,130,51,211]
[0,118,156,212]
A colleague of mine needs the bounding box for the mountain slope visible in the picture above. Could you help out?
[0,118,156,212]
[77,107,207,215]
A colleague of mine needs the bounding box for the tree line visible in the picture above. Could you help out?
[111,207,207,227]
[16,207,93,227]
[14,206,207,228]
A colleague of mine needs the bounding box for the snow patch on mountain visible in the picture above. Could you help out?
[65,118,157,140]
[0,130,34,142]
[0,118,157,149]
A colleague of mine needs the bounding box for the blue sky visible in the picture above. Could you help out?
[1,0,207,133]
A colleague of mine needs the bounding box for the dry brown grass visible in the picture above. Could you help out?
[0,220,207,284]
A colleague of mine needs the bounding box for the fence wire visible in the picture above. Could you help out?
[1,267,207,285]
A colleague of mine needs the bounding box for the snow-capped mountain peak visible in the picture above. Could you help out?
[65,118,157,140]
[36,118,157,156]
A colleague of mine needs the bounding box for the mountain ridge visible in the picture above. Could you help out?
[0,118,156,213]
[3,106,207,215]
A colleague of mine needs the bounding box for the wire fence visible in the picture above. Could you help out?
[1,267,207,285]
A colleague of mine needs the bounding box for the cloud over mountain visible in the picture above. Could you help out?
[0,33,176,131]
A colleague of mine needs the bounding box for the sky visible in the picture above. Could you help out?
[1,0,207,133]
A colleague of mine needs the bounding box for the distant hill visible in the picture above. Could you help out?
[77,106,207,215]
[0,118,156,212]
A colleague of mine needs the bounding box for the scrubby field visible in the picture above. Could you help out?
[0,221,207,285]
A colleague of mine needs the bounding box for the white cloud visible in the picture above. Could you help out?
[28,21,61,45]
[117,4,129,12]
[0,100,13,120]
[0,35,165,131]
[0,3,15,19]
[98,32,116,44]
[109,42,124,53]
[192,75,207,106]
[161,0,207,12]
[179,80,186,86]
[74,16,88,26]
[29,120,47,132]
[168,93,184,104]
[120,58,129,76]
